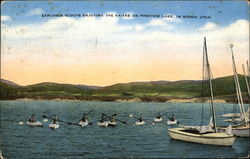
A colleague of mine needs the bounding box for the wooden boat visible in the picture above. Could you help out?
[168,38,235,146]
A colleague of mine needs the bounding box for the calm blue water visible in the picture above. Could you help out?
[0,100,249,158]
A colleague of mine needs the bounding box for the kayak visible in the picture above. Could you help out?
[97,121,109,127]
[27,121,43,127]
[154,117,163,122]
[49,123,60,129]
[108,121,117,127]
[135,121,145,125]
[167,120,177,125]
[79,120,88,127]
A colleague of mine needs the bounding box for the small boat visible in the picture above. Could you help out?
[49,115,60,129]
[168,127,235,146]
[154,114,163,122]
[49,123,60,129]
[78,120,88,127]
[27,114,42,127]
[78,110,93,127]
[108,121,117,127]
[168,38,236,146]
[26,121,43,127]
[167,115,178,125]
[18,121,24,125]
[154,117,163,122]
[167,120,177,125]
[97,121,109,127]
[135,121,145,125]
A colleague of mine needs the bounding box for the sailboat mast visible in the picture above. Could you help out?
[230,44,247,124]
[242,64,250,98]
[204,37,217,132]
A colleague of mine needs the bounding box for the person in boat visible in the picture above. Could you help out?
[156,113,162,119]
[170,115,176,121]
[28,114,36,122]
[138,117,143,122]
[52,115,58,124]
[110,116,116,123]
[80,113,88,122]
[100,114,106,123]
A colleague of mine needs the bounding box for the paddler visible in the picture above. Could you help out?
[170,115,176,121]
[138,117,143,122]
[80,113,88,122]
[28,114,36,122]
[52,115,58,124]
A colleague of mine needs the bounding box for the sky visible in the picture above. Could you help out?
[1,0,249,86]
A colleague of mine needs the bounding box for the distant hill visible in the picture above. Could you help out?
[0,79,20,86]
[0,75,249,102]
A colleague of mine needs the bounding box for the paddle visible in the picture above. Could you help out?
[88,118,101,125]
[86,109,93,116]
[42,115,79,126]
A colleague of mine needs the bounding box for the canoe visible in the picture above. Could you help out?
[78,120,88,127]
[97,121,108,127]
[154,117,163,122]
[49,123,60,129]
[27,121,43,127]
[168,128,235,146]
[135,121,145,125]
[108,121,117,127]
[167,120,177,125]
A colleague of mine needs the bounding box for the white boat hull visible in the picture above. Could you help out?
[97,122,108,127]
[168,128,235,146]
[220,113,241,118]
[167,120,177,125]
[135,121,145,125]
[27,121,43,127]
[219,123,250,137]
[49,123,60,129]
[78,120,88,127]
[154,118,163,122]
[108,121,117,127]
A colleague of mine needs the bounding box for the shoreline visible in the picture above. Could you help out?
[3,97,236,103]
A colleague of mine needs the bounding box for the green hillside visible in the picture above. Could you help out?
[0,75,249,102]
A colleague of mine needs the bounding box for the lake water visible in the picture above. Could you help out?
[0,100,249,158]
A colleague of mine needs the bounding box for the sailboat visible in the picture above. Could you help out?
[220,62,250,120]
[168,37,235,146]
[218,44,250,137]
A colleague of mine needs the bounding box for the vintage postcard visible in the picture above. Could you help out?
[1,0,249,158]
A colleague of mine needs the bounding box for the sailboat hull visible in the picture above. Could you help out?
[168,128,235,146]
[219,123,250,137]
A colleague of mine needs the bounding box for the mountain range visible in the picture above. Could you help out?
[0,75,249,103]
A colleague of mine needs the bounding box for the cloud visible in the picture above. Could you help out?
[199,22,218,31]
[1,15,249,84]
[1,15,11,21]
[29,8,44,15]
